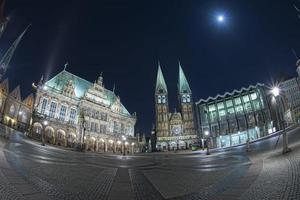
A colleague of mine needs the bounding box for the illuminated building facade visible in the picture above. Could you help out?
[195,83,277,148]
[280,59,300,123]
[30,68,137,153]
[0,79,34,131]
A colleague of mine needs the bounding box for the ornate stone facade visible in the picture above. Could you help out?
[155,63,198,151]
[30,68,137,153]
[0,79,34,131]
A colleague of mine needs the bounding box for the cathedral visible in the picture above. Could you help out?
[155,62,198,150]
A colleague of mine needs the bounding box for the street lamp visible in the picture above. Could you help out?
[122,135,126,156]
[131,142,135,154]
[204,130,210,155]
[270,86,291,154]
[41,120,48,146]
[117,140,121,153]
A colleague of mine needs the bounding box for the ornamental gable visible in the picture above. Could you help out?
[9,85,21,101]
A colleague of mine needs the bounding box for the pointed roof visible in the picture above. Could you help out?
[155,62,168,93]
[0,24,30,80]
[22,93,34,108]
[178,62,191,94]
[10,85,21,101]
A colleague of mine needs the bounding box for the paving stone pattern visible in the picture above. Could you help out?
[1,126,300,200]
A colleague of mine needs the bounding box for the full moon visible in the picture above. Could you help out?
[217,15,224,22]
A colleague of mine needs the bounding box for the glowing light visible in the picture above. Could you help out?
[204,130,210,136]
[117,141,121,145]
[131,142,135,146]
[125,141,129,145]
[18,111,23,115]
[271,87,280,97]
[43,85,47,90]
[43,120,48,126]
[217,15,224,22]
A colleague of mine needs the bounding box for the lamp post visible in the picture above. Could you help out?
[117,140,121,153]
[204,130,210,155]
[131,142,135,154]
[42,120,47,146]
[271,86,291,154]
[122,135,126,156]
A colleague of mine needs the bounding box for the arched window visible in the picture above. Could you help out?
[9,104,15,116]
[186,95,191,103]
[41,98,47,114]
[162,96,166,103]
[182,95,186,103]
[157,96,161,104]
[22,113,27,122]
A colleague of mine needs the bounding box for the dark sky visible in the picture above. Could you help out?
[3,0,300,133]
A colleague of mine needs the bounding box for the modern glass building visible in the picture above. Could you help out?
[195,83,276,148]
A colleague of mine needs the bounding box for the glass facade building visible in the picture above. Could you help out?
[195,83,276,148]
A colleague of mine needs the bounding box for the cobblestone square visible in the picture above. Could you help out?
[1,127,300,200]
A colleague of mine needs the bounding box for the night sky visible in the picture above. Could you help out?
[3,0,300,133]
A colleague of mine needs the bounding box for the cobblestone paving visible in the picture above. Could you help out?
[240,146,300,200]
[129,168,164,200]
[2,126,300,200]
[5,151,117,200]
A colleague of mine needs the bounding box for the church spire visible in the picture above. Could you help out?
[178,61,191,94]
[0,24,30,80]
[155,61,168,93]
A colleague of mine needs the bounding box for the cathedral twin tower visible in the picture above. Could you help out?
[155,62,198,150]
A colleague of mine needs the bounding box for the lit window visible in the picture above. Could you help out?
[41,99,47,114]
[158,96,161,103]
[59,105,67,121]
[69,108,77,124]
[242,95,250,102]
[250,93,257,100]
[9,105,15,116]
[186,95,191,102]
[182,95,187,103]
[217,102,224,109]
[234,98,241,105]
[226,100,233,107]
[49,102,57,118]
[209,105,216,112]
[162,96,166,103]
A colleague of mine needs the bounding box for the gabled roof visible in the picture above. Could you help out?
[22,93,34,108]
[155,63,168,93]
[10,85,21,101]
[45,70,92,99]
[44,69,132,117]
[178,62,191,94]
[196,83,265,104]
